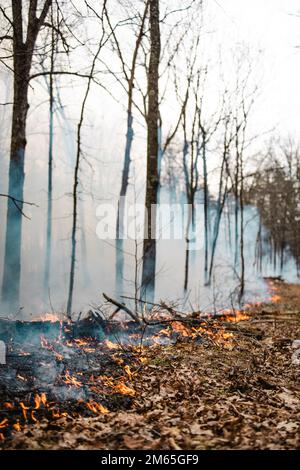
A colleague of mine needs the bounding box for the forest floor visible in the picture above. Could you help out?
[3,280,300,450]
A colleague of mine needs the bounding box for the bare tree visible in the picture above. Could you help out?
[102,0,149,295]
[66,1,108,318]
[141,0,161,302]
[1,0,53,311]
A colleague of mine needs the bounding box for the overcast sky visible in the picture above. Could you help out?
[215,0,300,137]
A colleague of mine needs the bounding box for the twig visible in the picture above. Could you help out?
[121,295,185,316]
[102,293,141,324]
[0,193,38,219]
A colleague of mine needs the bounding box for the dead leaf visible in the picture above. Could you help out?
[277,421,298,433]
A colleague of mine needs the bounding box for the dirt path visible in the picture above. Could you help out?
[4,281,300,450]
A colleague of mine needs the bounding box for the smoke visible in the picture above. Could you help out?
[1,173,293,319]
[0,69,298,320]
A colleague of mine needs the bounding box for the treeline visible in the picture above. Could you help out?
[245,139,300,274]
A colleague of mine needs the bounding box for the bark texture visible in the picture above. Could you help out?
[141,0,161,301]
[2,1,52,311]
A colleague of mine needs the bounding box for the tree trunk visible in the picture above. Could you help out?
[115,110,134,296]
[66,28,104,317]
[1,0,52,312]
[44,8,55,296]
[208,157,228,285]
[202,135,209,283]
[239,152,245,303]
[117,110,134,239]
[114,1,148,297]
[234,145,239,268]
[141,0,161,302]
[182,132,190,291]
[1,73,29,311]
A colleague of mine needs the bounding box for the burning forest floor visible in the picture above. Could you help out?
[1,279,300,450]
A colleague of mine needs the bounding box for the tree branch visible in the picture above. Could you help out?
[0,194,38,219]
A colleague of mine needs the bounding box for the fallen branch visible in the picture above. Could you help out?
[121,295,185,316]
[102,293,141,324]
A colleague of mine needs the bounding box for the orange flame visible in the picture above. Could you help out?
[34,393,47,409]
[52,409,68,419]
[20,402,29,421]
[172,321,190,336]
[4,402,13,409]
[156,328,171,337]
[270,294,281,303]
[124,365,133,381]
[221,309,249,322]
[66,338,96,353]
[40,335,53,350]
[86,400,109,415]
[111,353,124,365]
[114,381,136,396]
[13,421,21,432]
[64,370,83,388]
[104,340,120,350]
[36,313,61,323]
[0,419,8,429]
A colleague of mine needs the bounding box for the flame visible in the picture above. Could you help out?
[157,328,171,337]
[40,335,53,350]
[267,279,282,304]
[51,409,68,419]
[13,421,21,432]
[2,296,267,442]
[104,340,119,350]
[221,309,249,322]
[191,324,234,348]
[214,327,234,346]
[36,313,61,323]
[172,321,190,336]
[76,338,89,346]
[114,380,136,396]
[124,365,133,381]
[20,402,30,421]
[40,336,64,359]
[111,353,124,365]
[99,375,115,387]
[4,402,13,409]
[0,419,8,429]
[138,356,147,364]
[64,370,83,388]
[270,294,281,303]
[96,375,136,396]
[86,400,109,415]
[66,338,96,353]
[34,393,47,409]
[52,410,60,419]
